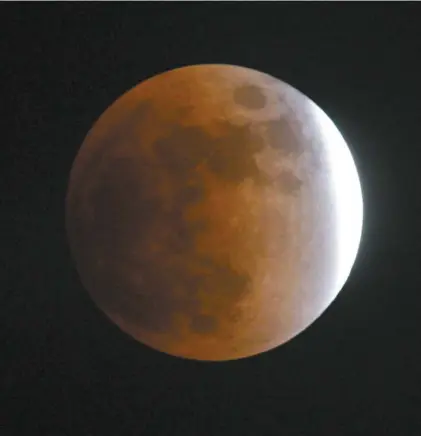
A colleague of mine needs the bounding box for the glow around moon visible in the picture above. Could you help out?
[66,64,363,361]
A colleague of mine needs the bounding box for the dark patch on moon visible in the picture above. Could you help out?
[190,314,217,334]
[206,121,268,185]
[153,124,216,173]
[153,119,268,185]
[192,256,251,300]
[266,117,303,156]
[277,170,303,195]
[181,180,206,205]
[233,85,267,110]
[177,104,195,119]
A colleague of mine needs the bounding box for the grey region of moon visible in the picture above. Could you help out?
[66,64,363,361]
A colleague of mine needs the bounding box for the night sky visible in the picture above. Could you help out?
[2,3,420,436]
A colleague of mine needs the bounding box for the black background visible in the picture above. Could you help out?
[1,3,420,436]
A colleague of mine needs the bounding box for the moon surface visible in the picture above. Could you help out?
[66,64,363,361]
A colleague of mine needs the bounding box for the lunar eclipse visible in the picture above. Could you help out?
[65,64,363,361]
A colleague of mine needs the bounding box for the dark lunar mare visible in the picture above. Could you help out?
[69,91,306,337]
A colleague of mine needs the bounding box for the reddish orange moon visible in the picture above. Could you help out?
[66,64,363,361]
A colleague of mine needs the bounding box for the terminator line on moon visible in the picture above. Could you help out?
[65,64,363,361]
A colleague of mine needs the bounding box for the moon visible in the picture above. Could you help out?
[66,64,363,361]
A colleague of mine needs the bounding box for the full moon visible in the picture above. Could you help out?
[66,64,363,361]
